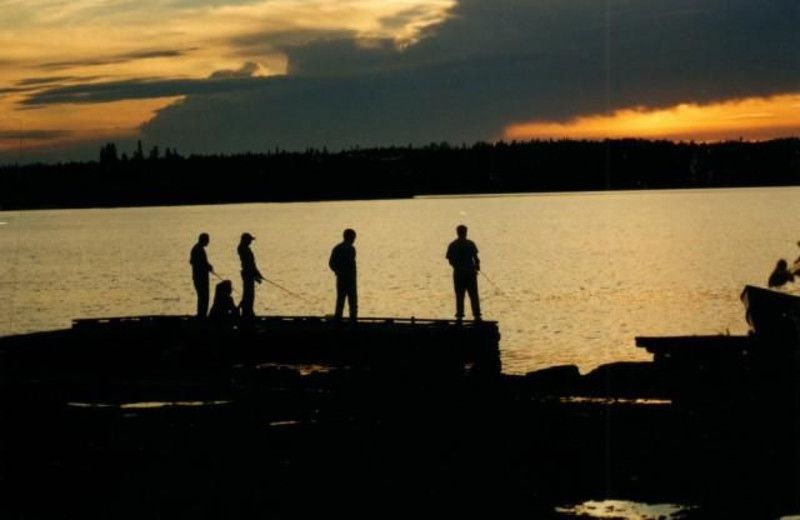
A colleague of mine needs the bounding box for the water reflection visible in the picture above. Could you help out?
[556,500,696,519]
[254,363,333,375]
[558,397,671,406]
[68,401,231,410]
[2,188,799,374]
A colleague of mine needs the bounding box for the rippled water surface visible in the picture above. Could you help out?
[1,187,798,374]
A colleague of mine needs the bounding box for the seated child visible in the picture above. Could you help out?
[209,280,239,324]
[768,259,795,288]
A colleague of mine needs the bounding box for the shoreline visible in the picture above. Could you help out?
[1,183,798,213]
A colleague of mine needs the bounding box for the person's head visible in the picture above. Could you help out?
[343,228,356,243]
[240,232,255,245]
[777,259,788,270]
[198,233,209,246]
[456,225,468,238]
[216,280,232,297]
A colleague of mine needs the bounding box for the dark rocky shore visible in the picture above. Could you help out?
[0,315,797,519]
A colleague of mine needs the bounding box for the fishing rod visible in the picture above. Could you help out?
[213,270,322,311]
[479,270,506,296]
[261,276,319,307]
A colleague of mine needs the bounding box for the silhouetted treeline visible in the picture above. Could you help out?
[2,138,799,210]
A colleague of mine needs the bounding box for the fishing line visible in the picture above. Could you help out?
[479,270,507,297]
[210,270,239,296]
[213,270,324,313]
[262,277,317,307]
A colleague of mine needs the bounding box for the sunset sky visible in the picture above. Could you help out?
[1,0,798,163]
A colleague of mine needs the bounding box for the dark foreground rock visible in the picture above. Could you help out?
[0,365,797,520]
[0,312,797,519]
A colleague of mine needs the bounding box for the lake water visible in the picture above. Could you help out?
[1,187,797,374]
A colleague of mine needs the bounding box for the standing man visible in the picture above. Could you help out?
[446,224,482,321]
[190,233,214,318]
[237,232,263,319]
[329,228,358,321]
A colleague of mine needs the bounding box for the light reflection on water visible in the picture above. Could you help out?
[1,187,797,374]
[556,499,696,519]
[558,397,671,406]
[68,401,231,410]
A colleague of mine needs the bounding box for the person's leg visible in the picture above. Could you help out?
[466,275,481,319]
[198,279,210,318]
[240,274,255,318]
[335,277,346,319]
[454,272,466,319]
[348,280,358,321]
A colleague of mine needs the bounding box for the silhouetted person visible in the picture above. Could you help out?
[329,228,358,321]
[209,279,238,325]
[238,232,264,318]
[189,232,214,318]
[768,259,795,288]
[446,225,481,321]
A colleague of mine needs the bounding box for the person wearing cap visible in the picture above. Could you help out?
[237,232,264,318]
[446,224,481,321]
[189,232,214,318]
[328,228,358,321]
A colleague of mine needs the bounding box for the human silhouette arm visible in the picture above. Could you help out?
[329,245,342,274]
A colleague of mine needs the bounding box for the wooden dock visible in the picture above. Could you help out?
[0,315,501,401]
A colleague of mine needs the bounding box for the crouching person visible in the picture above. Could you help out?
[209,280,239,325]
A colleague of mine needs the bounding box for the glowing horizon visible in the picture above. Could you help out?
[504,95,800,143]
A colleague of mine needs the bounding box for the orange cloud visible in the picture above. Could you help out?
[0,98,182,153]
[0,0,456,158]
[504,94,800,142]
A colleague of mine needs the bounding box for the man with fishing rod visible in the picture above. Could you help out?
[446,224,482,322]
[189,232,214,319]
[329,228,358,321]
[238,232,264,319]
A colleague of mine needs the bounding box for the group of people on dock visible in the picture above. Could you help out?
[767,241,800,288]
[189,225,483,323]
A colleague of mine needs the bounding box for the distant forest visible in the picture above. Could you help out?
[1,138,799,210]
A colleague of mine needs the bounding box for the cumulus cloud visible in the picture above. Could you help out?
[137,0,798,152]
[19,0,796,154]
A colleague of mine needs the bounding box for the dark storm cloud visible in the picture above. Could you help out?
[18,76,79,86]
[0,86,40,95]
[0,76,109,97]
[209,61,262,79]
[285,38,399,76]
[229,29,353,60]
[139,0,798,153]
[21,74,278,106]
[379,6,437,32]
[41,48,197,71]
